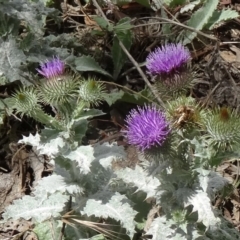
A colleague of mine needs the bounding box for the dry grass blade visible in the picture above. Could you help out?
[62,212,125,240]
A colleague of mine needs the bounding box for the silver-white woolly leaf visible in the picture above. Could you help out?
[115,165,160,199]
[19,133,41,147]
[171,234,190,240]
[54,158,87,191]
[146,216,175,240]
[39,136,65,156]
[73,108,105,121]
[3,192,68,222]
[146,217,200,239]
[185,224,203,240]
[207,219,240,239]
[63,145,94,174]
[81,192,137,238]
[19,132,65,157]
[187,190,220,228]
[34,174,84,195]
[174,187,195,206]
[196,168,229,199]
[94,142,126,169]
[0,37,29,84]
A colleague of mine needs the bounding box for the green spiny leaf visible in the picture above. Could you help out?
[72,107,104,121]
[19,32,35,52]
[33,220,62,240]
[69,119,88,143]
[121,87,153,105]
[102,90,125,106]
[0,14,19,37]
[113,17,132,32]
[205,9,239,30]
[183,0,218,45]
[0,37,29,84]
[75,55,112,78]
[92,16,113,32]
[0,0,57,36]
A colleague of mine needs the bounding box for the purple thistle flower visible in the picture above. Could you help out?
[123,105,170,151]
[146,43,191,76]
[37,57,65,79]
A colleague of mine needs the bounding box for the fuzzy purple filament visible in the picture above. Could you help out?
[123,105,170,151]
[146,43,191,76]
[37,57,65,79]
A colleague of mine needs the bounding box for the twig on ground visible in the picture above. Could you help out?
[139,17,218,42]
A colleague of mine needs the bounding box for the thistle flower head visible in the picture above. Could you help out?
[37,57,65,79]
[146,43,191,76]
[123,105,170,151]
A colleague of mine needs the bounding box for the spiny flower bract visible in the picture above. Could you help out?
[123,105,170,151]
[203,107,240,150]
[146,43,191,76]
[37,57,65,79]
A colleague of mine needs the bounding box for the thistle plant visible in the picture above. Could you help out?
[120,96,240,238]
[9,56,106,138]
[116,44,240,238]
[146,43,193,98]
[4,45,240,240]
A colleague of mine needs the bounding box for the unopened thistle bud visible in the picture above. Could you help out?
[204,107,240,150]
